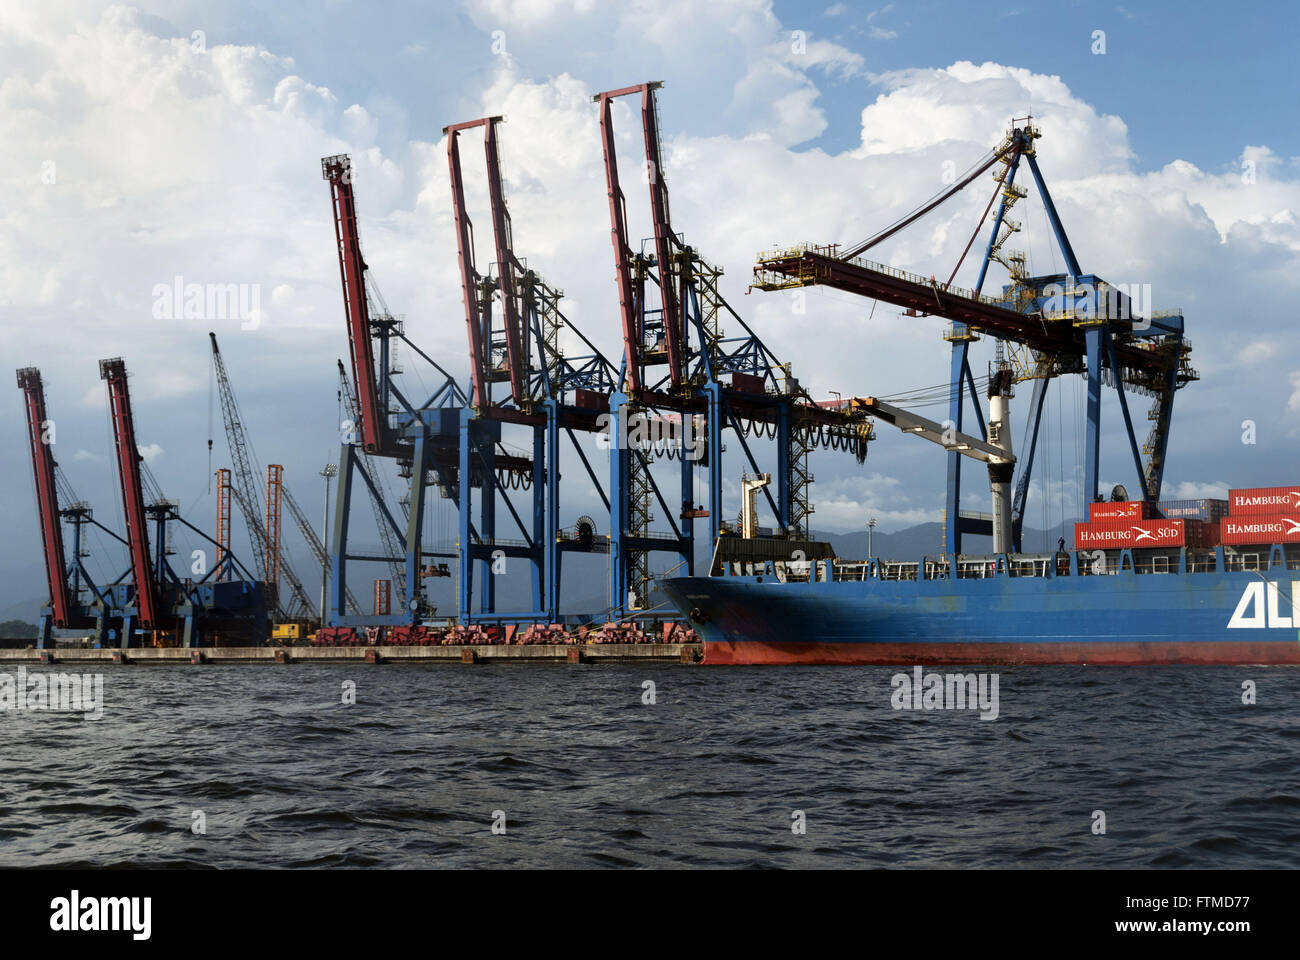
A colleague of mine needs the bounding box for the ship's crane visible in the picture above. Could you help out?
[208,332,316,619]
[830,382,1018,553]
[753,119,1196,554]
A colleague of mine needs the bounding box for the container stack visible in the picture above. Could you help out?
[1222,486,1300,545]
[1156,498,1229,523]
[1074,499,1220,550]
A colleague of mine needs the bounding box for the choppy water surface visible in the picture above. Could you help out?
[1,664,1296,868]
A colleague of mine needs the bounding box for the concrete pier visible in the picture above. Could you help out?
[0,643,703,665]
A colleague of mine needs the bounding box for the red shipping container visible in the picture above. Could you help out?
[1074,520,1136,549]
[1228,486,1300,516]
[573,388,608,411]
[1088,500,1151,520]
[1128,519,1193,548]
[730,372,766,394]
[1221,515,1300,545]
[1075,518,1198,549]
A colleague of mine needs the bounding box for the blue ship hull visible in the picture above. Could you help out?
[660,552,1300,665]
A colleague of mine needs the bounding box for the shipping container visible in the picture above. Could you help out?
[1075,520,1136,548]
[1228,486,1300,516]
[573,388,608,411]
[730,372,766,394]
[1221,515,1300,545]
[1088,500,1152,520]
[1157,498,1228,522]
[1075,518,1206,549]
[1131,519,1202,548]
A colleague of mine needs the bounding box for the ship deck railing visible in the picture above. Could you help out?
[731,545,1300,584]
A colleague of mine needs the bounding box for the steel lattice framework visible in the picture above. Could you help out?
[753,120,1197,554]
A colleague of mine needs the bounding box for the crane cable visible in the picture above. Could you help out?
[839,141,1013,261]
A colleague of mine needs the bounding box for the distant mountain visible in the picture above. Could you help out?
[0,596,47,623]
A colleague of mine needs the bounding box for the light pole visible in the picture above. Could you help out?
[320,463,337,626]
[868,516,877,558]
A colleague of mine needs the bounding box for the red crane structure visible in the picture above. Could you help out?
[595,82,685,393]
[17,367,80,632]
[100,357,161,633]
[324,154,390,455]
[590,81,874,609]
[18,359,267,648]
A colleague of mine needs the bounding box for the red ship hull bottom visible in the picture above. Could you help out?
[703,640,1300,666]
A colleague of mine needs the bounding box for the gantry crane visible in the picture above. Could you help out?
[753,119,1196,554]
[17,366,114,646]
[321,90,875,634]
[592,81,875,610]
[444,116,620,620]
[100,358,160,635]
[96,357,266,646]
[322,153,468,635]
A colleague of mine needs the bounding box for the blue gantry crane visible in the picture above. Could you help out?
[753,119,1197,554]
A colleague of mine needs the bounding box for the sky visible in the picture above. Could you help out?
[2,0,1298,616]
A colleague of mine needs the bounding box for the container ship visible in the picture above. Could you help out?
[661,120,1300,666]
[660,489,1300,665]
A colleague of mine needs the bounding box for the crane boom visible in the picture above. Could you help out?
[842,397,1013,464]
[446,124,493,409]
[16,367,75,626]
[594,86,646,394]
[322,154,386,450]
[99,358,160,628]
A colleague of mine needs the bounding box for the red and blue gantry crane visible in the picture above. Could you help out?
[322,83,875,633]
